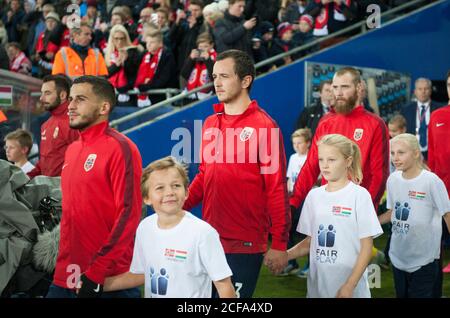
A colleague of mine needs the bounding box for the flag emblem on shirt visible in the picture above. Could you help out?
[332,206,352,217]
[408,191,426,200]
[53,126,59,139]
[165,248,187,262]
[84,154,97,172]
[240,127,254,142]
[353,128,364,141]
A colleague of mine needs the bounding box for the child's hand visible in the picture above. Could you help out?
[336,283,354,298]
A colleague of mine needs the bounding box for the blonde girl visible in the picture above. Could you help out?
[379,133,450,298]
[287,134,383,298]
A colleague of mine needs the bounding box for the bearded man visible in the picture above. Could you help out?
[290,67,390,210]
[28,74,79,178]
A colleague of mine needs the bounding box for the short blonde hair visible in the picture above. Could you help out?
[141,156,189,199]
[388,114,407,130]
[291,128,312,143]
[4,129,33,155]
[318,134,363,184]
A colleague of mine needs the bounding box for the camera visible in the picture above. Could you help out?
[195,49,205,61]
[252,14,259,24]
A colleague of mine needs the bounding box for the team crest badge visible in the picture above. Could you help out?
[53,126,59,139]
[84,154,97,172]
[240,127,255,142]
[353,128,364,141]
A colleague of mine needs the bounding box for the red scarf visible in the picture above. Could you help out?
[135,47,163,101]
[108,50,128,88]
[313,0,351,36]
[186,49,216,93]
[10,52,31,73]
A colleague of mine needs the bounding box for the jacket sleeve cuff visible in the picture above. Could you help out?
[271,239,287,251]
[289,196,300,209]
[84,263,108,285]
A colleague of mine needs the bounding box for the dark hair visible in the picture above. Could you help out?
[216,49,256,91]
[72,76,116,111]
[42,74,72,97]
[319,80,332,93]
[447,70,450,80]
[190,0,204,8]
[229,0,244,5]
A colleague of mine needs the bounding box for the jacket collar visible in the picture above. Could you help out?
[80,120,108,143]
[213,100,259,115]
[50,100,70,116]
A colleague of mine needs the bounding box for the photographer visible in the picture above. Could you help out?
[213,0,256,57]
[180,32,216,101]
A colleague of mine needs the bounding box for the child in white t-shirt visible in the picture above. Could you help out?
[379,133,450,298]
[103,156,236,298]
[280,128,312,276]
[4,129,35,173]
[287,128,311,194]
[287,134,383,298]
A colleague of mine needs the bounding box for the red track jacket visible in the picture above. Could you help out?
[290,105,389,209]
[28,101,79,178]
[53,121,142,287]
[184,101,291,253]
[428,105,450,195]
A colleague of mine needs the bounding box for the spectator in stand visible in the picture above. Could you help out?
[52,22,108,79]
[22,3,55,58]
[155,7,172,49]
[0,20,7,45]
[134,29,177,107]
[94,11,127,51]
[6,42,32,75]
[81,0,101,28]
[2,0,25,43]
[292,14,316,55]
[180,32,216,101]
[309,0,358,46]
[170,0,210,81]
[105,24,142,106]
[252,21,275,73]
[203,1,225,28]
[244,0,281,26]
[213,0,257,58]
[136,7,154,36]
[269,22,298,68]
[281,0,312,23]
[33,12,61,77]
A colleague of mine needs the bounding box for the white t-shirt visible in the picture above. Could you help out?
[298,182,383,298]
[286,153,307,192]
[387,170,450,273]
[130,212,233,298]
[21,161,35,174]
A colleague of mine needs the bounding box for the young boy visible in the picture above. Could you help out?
[279,128,311,276]
[388,114,407,139]
[4,129,35,173]
[103,156,236,298]
[287,128,312,194]
[180,32,217,101]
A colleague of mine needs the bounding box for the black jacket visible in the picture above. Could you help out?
[213,11,253,57]
[169,16,210,71]
[137,48,178,104]
[400,100,443,135]
[295,102,328,136]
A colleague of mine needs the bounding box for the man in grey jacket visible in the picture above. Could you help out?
[213,0,257,58]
